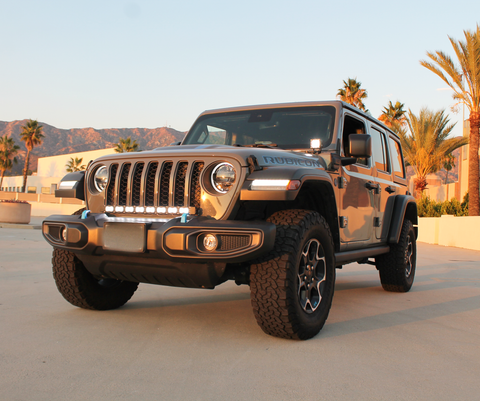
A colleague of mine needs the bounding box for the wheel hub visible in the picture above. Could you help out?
[405,234,414,277]
[298,239,326,314]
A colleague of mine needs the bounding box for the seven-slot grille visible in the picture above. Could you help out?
[104,160,204,215]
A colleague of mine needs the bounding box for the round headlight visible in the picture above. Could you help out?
[211,163,236,193]
[93,166,108,192]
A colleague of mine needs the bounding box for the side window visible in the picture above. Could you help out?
[370,127,390,172]
[389,137,405,178]
[343,115,368,167]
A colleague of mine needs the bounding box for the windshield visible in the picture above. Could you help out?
[183,106,336,149]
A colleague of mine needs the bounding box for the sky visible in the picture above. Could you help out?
[1,0,479,138]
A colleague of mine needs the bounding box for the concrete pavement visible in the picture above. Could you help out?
[1,227,479,401]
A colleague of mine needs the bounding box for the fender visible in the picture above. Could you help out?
[240,167,335,201]
[388,195,418,243]
[55,171,85,200]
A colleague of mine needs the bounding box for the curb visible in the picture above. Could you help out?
[0,223,42,230]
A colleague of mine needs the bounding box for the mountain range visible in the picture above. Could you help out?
[0,120,186,175]
[0,119,460,185]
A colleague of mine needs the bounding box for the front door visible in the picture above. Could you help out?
[339,114,375,245]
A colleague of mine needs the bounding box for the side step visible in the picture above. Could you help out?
[335,245,390,267]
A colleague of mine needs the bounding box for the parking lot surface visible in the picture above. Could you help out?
[1,227,479,401]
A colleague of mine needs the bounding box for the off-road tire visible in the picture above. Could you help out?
[376,219,416,292]
[250,209,335,340]
[51,208,138,310]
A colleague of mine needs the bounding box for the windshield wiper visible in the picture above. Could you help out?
[239,143,278,148]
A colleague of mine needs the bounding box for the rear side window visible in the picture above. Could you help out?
[370,127,390,172]
[389,137,405,178]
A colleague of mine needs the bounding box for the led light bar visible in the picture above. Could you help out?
[59,181,77,189]
[251,179,291,191]
[105,206,196,215]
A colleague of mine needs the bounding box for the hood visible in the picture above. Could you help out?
[91,144,328,170]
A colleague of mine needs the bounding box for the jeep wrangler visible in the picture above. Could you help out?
[42,101,418,340]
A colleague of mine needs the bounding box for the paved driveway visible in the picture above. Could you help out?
[1,228,479,401]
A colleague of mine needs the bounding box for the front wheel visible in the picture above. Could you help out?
[52,248,139,310]
[250,210,336,340]
[376,219,416,292]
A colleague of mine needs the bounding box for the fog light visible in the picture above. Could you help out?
[203,234,218,251]
[61,227,67,242]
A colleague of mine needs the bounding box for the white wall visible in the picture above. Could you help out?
[38,148,116,177]
[1,148,115,194]
[417,215,480,251]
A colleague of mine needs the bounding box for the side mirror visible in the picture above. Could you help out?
[349,134,372,158]
[169,141,181,146]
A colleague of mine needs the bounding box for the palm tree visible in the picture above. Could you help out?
[0,135,20,189]
[399,108,468,195]
[66,157,86,173]
[337,78,368,111]
[114,137,139,153]
[443,152,456,184]
[20,119,44,192]
[379,101,407,129]
[420,24,480,215]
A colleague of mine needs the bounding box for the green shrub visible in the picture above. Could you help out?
[417,193,469,217]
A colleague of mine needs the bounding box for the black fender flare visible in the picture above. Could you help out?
[388,195,418,244]
[55,171,85,200]
[240,167,335,201]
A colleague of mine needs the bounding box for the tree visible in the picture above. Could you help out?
[420,24,480,215]
[399,108,468,195]
[20,119,44,192]
[379,100,407,129]
[0,135,20,188]
[337,77,368,111]
[443,152,456,184]
[66,157,86,173]
[114,137,139,153]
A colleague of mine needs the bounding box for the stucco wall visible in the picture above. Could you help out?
[418,215,480,251]
[1,147,115,194]
[37,148,115,178]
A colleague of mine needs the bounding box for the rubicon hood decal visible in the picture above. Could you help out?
[261,155,323,168]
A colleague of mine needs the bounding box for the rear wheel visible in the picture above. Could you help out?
[376,219,416,292]
[250,210,335,340]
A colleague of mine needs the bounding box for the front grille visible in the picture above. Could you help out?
[104,160,203,215]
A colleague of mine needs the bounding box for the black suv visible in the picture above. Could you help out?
[43,101,418,340]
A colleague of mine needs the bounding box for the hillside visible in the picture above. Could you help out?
[0,120,186,175]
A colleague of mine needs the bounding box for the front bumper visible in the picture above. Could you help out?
[43,213,275,261]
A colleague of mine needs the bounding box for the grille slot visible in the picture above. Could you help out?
[190,162,204,209]
[174,162,188,206]
[144,162,158,207]
[106,164,118,205]
[159,162,173,207]
[118,164,131,205]
[104,160,204,214]
[131,163,144,206]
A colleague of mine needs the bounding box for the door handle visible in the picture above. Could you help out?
[365,182,380,193]
[385,186,396,194]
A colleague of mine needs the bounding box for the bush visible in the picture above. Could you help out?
[417,193,469,217]
[0,199,30,204]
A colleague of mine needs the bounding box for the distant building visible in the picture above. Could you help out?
[1,148,115,194]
